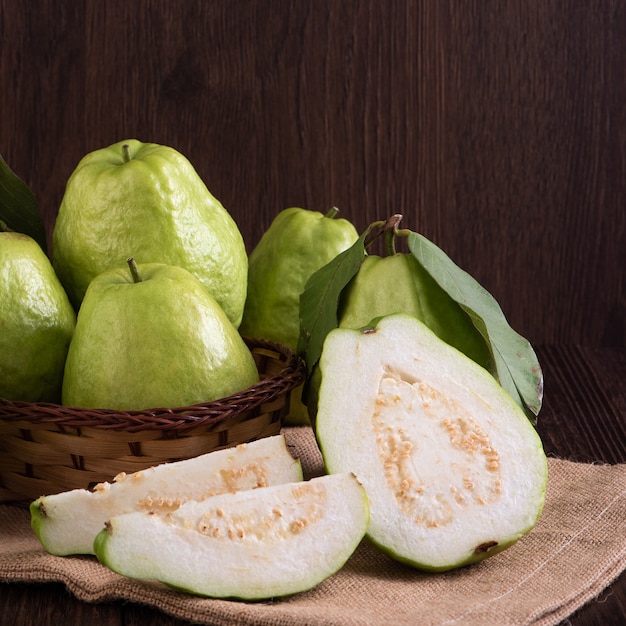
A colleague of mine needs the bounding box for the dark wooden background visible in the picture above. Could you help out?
[2,0,624,350]
[1,4,625,625]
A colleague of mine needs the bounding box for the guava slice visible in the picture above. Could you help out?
[30,435,302,556]
[314,314,547,572]
[94,472,369,599]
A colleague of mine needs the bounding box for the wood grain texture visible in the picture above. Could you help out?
[1,0,624,347]
[1,4,624,623]
[537,345,626,464]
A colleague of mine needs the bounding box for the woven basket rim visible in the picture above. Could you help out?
[0,337,305,433]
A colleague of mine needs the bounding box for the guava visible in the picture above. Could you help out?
[30,434,302,556]
[52,139,247,326]
[339,253,493,372]
[94,472,369,599]
[62,259,259,410]
[0,230,76,402]
[299,216,543,423]
[314,314,547,572]
[240,207,358,424]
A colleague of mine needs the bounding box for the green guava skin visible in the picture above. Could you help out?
[239,207,358,424]
[241,207,358,349]
[52,139,247,327]
[62,262,259,411]
[305,253,495,424]
[0,232,76,402]
[338,253,494,373]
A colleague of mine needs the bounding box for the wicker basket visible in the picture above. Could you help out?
[0,338,305,504]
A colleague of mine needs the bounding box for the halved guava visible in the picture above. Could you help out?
[30,434,302,556]
[94,472,369,599]
[314,314,547,571]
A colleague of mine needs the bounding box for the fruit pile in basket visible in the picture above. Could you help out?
[1,141,549,598]
[2,140,268,410]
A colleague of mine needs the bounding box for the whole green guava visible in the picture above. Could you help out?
[304,251,494,424]
[301,216,543,425]
[62,260,259,411]
[239,207,358,424]
[338,253,493,372]
[0,231,76,402]
[305,250,494,424]
[52,139,247,327]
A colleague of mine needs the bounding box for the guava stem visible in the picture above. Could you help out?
[127,257,142,283]
[384,214,414,255]
[385,228,397,256]
[386,214,403,232]
[364,214,411,254]
[363,220,388,248]
[325,207,340,219]
[122,143,132,163]
[0,220,13,232]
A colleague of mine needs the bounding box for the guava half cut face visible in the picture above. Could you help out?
[94,472,369,599]
[314,314,547,572]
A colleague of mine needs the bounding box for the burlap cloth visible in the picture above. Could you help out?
[1,426,625,626]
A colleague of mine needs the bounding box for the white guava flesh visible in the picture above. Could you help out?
[94,472,369,599]
[314,314,547,571]
[30,434,302,556]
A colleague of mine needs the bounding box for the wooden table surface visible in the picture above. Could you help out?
[2,344,625,626]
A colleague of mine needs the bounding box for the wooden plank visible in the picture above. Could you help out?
[0,0,623,346]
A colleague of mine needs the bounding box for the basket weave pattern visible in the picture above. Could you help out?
[0,338,305,503]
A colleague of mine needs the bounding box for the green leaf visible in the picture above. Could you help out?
[298,228,369,375]
[0,153,47,253]
[407,232,543,419]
